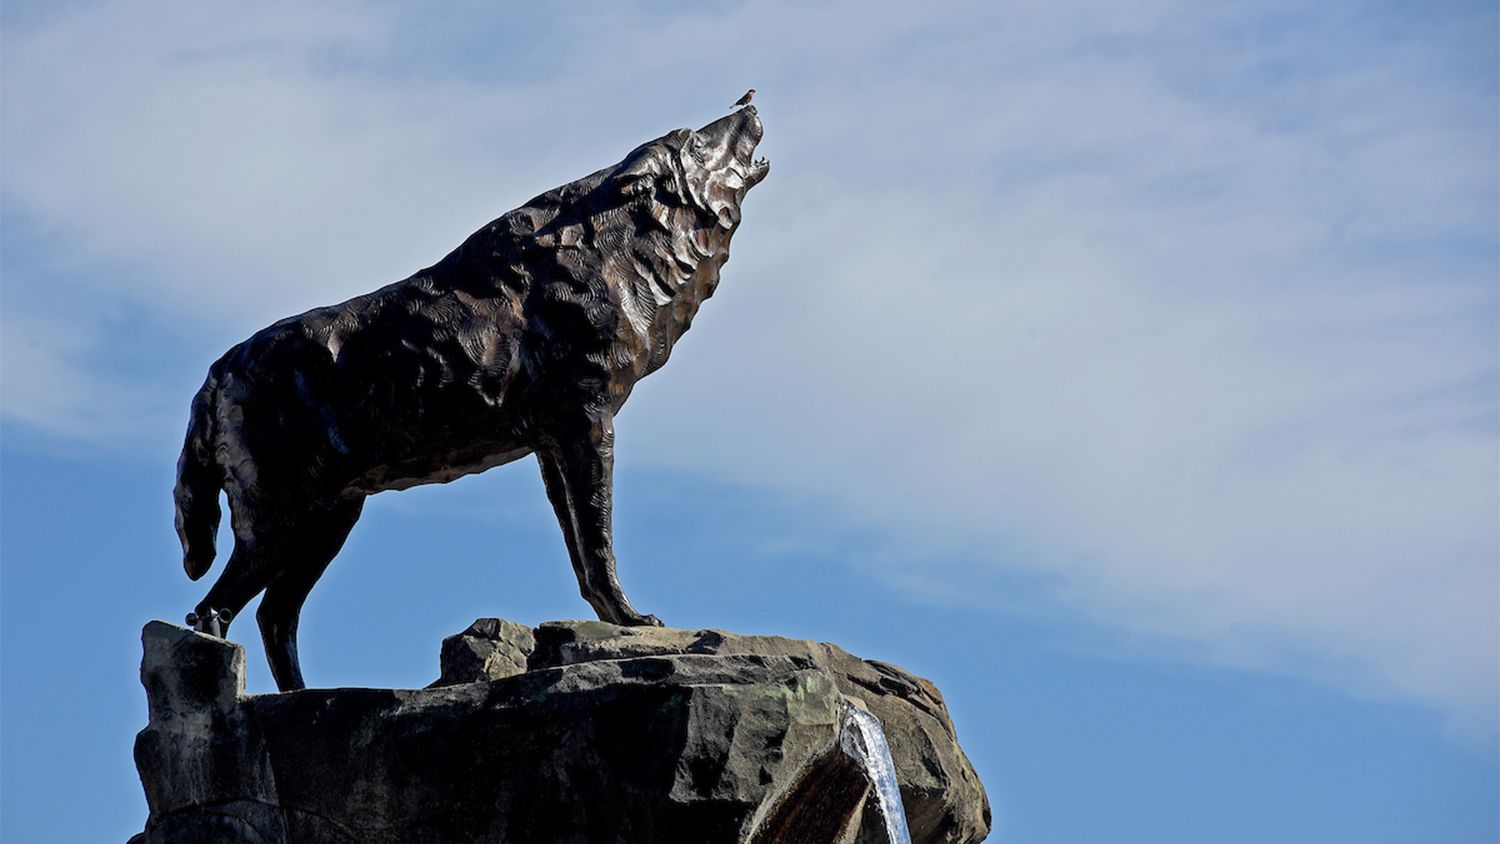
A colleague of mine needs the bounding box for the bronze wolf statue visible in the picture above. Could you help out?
[174,107,769,690]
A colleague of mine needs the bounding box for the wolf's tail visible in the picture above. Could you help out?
[174,368,225,580]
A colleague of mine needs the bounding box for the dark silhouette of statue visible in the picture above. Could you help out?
[174,107,770,691]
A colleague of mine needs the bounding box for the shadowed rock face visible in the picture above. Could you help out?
[172,110,770,691]
[132,619,991,844]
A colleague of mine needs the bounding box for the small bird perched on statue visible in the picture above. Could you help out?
[732,89,755,108]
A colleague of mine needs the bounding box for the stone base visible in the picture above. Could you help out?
[131,619,990,844]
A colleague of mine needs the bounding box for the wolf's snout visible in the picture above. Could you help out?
[697,108,765,155]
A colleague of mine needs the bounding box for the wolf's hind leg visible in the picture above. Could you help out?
[256,496,365,692]
[192,540,279,638]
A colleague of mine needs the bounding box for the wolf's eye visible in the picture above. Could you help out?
[687,134,708,159]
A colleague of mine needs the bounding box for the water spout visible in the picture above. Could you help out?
[840,703,913,844]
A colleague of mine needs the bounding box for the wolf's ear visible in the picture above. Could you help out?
[615,146,665,198]
[616,171,653,198]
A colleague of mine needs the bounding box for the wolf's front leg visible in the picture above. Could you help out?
[538,411,662,628]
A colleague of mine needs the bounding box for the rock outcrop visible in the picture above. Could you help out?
[131,619,990,844]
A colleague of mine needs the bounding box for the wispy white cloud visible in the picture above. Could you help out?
[0,306,165,443]
[2,0,1495,732]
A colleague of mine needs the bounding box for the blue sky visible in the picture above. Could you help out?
[2,1,1496,841]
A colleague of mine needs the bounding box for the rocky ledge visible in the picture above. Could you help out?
[131,618,990,843]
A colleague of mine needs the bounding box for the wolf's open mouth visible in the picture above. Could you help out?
[747,156,771,187]
[707,105,768,190]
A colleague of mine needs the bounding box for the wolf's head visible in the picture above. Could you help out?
[606,108,769,280]
[495,108,767,309]
[613,106,769,231]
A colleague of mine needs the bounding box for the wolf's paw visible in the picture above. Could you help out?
[185,607,233,637]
